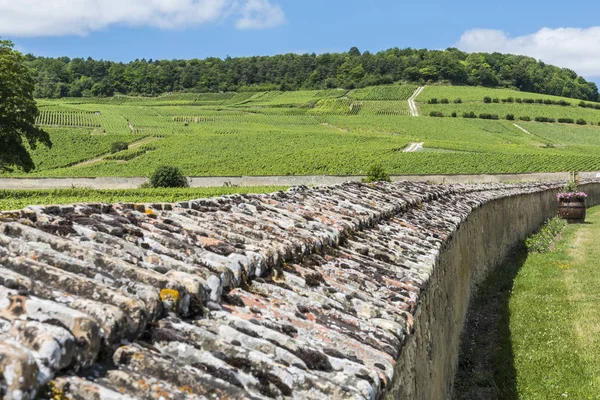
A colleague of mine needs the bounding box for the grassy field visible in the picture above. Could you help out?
[7,84,600,178]
[455,206,600,399]
[0,187,287,211]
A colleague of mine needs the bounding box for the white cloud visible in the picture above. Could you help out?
[236,0,285,29]
[0,0,285,37]
[457,27,600,78]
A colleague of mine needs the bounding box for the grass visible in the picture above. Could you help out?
[0,187,288,211]
[455,206,600,399]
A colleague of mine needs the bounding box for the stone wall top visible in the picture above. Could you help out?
[0,181,573,399]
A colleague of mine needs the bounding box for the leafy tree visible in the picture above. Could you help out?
[0,40,50,172]
[22,47,600,101]
[110,142,128,153]
[348,47,362,57]
[362,163,391,183]
[149,166,189,188]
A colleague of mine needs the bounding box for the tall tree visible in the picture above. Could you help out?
[23,47,600,101]
[0,40,50,172]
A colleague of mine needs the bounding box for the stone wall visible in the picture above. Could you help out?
[388,181,600,399]
[2,171,599,190]
[0,181,597,399]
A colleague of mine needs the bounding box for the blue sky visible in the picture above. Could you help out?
[3,0,600,80]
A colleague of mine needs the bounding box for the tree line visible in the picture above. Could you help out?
[25,47,599,101]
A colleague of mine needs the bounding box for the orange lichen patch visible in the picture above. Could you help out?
[146,255,160,264]
[316,216,335,225]
[160,289,181,304]
[179,386,193,394]
[137,379,150,390]
[155,388,172,399]
[383,277,418,292]
[198,237,223,247]
[145,208,156,216]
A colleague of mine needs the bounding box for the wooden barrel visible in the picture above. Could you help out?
[558,201,586,224]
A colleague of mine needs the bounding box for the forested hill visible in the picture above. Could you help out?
[26,47,599,101]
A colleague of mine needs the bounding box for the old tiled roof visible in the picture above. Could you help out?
[0,181,563,399]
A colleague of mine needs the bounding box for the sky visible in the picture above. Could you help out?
[2,0,600,81]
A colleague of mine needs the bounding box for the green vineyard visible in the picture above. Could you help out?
[36,110,101,128]
[349,84,418,101]
[7,83,600,178]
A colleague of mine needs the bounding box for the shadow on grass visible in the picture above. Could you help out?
[452,247,528,400]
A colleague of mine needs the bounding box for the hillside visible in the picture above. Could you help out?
[5,84,600,178]
[27,47,598,101]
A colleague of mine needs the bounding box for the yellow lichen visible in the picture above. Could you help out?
[47,381,69,400]
[145,208,156,216]
[160,289,181,309]
[0,212,19,220]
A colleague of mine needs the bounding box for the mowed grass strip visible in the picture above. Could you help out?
[0,187,288,211]
[455,206,600,399]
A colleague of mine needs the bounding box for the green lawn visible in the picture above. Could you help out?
[455,206,600,399]
[0,187,287,211]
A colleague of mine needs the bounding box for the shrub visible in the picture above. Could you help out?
[440,98,449,104]
[535,99,543,104]
[492,98,500,103]
[463,111,477,118]
[483,96,492,103]
[515,98,522,103]
[543,99,553,105]
[429,111,444,117]
[110,141,129,153]
[505,114,515,121]
[577,118,587,125]
[149,166,189,188]
[557,100,569,106]
[479,113,499,120]
[520,116,531,121]
[523,98,534,104]
[525,217,567,253]
[579,101,587,108]
[451,112,457,118]
[428,98,438,104]
[557,118,574,124]
[535,116,555,123]
[594,104,600,110]
[362,163,391,183]
[453,98,462,104]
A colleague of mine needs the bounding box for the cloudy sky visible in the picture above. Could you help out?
[2,0,600,80]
